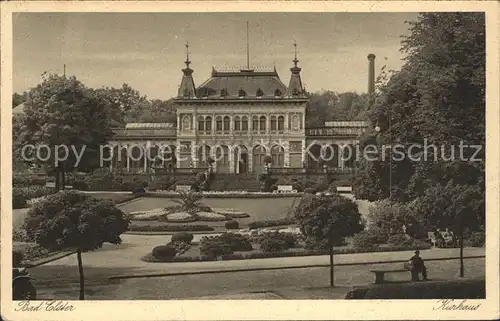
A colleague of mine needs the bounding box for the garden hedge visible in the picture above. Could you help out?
[247,218,296,230]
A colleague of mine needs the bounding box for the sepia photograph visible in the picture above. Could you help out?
[1,1,499,320]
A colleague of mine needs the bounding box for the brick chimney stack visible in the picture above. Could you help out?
[367,53,376,96]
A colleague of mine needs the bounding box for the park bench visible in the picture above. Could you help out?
[336,186,352,193]
[370,266,412,284]
[175,185,191,192]
[274,185,297,194]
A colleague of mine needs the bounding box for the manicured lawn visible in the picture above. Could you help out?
[120,197,302,226]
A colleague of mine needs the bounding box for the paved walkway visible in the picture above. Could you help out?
[41,233,484,276]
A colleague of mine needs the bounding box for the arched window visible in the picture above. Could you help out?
[241,116,249,131]
[259,116,266,132]
[223,116,230,131]
[274,89,282,97]
[220,88,228,97]
[205,116,212,132]
[256,88,264,97]
[198,116,205,131]
[291,114,299,131]
[234,116,241,131]
[271,145,285,168]
[215,145,230,173]
[182,115,191,131]
[216,116,223,131]
[252,116,259,131]
[238,88,246,97]
[271,116,277,131]
[252,145,267,173]
[278,116,285,131]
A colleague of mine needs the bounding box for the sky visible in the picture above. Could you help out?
[13,12,418,100]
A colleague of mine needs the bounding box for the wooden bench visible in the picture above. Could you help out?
[370,268,410,284]
[274,185,296,194]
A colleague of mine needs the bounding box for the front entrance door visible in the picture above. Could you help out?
[239,153,248,174]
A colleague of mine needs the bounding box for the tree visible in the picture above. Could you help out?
[353,13,485,201]
[140,99,177,124]
[24,190,130,299]
[91,83,148,127]
[407,181,484,277]
[294,193,364,286]
[18,74,113,189]
[12,92,28,108]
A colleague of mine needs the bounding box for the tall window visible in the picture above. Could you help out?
[198,116,205,131]
[234,116,241,131]
[223,116,230,131]
[271,116,277,131]
[182,115,191,131]
[278,116,285,131]
[252,116,259,131]
[216,116,223,131]
[259,116,266,132]
[271,145,285,168]
[205,116,212,131]
[242,116,248,131]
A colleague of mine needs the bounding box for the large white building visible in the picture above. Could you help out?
[109,46,373,174]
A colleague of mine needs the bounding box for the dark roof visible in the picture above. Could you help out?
[195,69,288,99]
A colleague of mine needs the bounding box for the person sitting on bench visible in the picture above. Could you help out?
[409,250,429,281]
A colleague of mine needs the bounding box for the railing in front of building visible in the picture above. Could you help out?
[111,167,354,175]
[269,167,354,175]
[305,127,366,137]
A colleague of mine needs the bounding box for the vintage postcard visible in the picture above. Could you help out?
[1,1,499,320]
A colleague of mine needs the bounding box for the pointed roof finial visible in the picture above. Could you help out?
[293,41,299,67]
[185,41,191,68]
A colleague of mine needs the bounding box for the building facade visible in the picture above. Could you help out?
[109,48,372,174]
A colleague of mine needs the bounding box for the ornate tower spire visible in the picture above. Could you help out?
[286,41,304,97]
[178,42,196,98]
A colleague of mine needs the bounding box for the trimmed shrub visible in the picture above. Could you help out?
[225,220,239,230]
[260,238,287,252]
[132,186,146,194]
[200,242,233,258]
[167,241,191,256]
[152,245,176,260]
[128,224,214,232]
[13,175,47,187]
[248,218,296,230]
[387,233,412,246]
[351,231,379,250]
[200,233,253,252]
[465,231,485,247]
[171,232,194,244]
[253,231,297,250]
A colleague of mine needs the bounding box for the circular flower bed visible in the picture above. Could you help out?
[196,211,228,221]
[129,208,166,221]
[165,212,197,223]
[212,208,250,218]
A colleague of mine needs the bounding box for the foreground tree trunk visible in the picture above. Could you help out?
[459,227,464,277]
[329,243,335,287]
[77,249,85,300]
